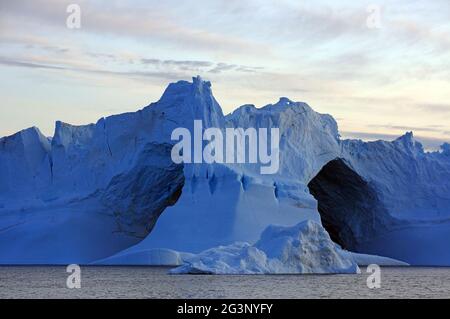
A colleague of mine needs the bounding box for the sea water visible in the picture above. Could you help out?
[0,266,449,299]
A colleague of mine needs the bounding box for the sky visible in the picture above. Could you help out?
[0,0,449,150]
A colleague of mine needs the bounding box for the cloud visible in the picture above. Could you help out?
[368,124,450,134]
[134,57,264,74]
[86,52,117,60]
[2,0,450,56]
[1,0,449,142]
[0,58,67,70]
[141,59,214,71]
[0,56,184,81]
[416,103,450,114]
[208,63,263,74]
[0,0,268,56]
[209,63,237,74]
[0,52,265,85]
[391,18,450,54]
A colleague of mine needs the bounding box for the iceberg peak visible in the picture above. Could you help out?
[1,126,42,140]
[399,131,414,140]
[151,76,224,129]
[260,97,311,114]
[52,120,95,148]
[278,97,293,104]
[393,131,424,153]
[192,75,211,89]
[0,126,50,152]
[158,76,213,103]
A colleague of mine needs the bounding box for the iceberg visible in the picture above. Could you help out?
[0,76,449,267]
[170,221,359,274]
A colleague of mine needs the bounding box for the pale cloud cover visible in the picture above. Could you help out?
[0,0,449,149]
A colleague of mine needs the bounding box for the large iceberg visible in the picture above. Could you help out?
[0,76,449,267]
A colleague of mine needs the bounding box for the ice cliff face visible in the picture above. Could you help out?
[0,127,51,201]
[0,95,187,263]
[337,136,450,264]
[0,76,449,266]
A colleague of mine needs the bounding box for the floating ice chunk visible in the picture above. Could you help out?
[170,221,359,274]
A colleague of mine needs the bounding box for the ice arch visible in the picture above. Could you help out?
[307,158,392,251]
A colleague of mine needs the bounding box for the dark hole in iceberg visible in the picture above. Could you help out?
[307,158,390,251]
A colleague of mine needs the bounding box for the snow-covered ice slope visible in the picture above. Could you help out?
[93,248,194,266]
[1,76,449,266]
[170,220,359,274]
[340,251,408,267]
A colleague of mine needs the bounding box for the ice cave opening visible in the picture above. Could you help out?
[307,158,389,252]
